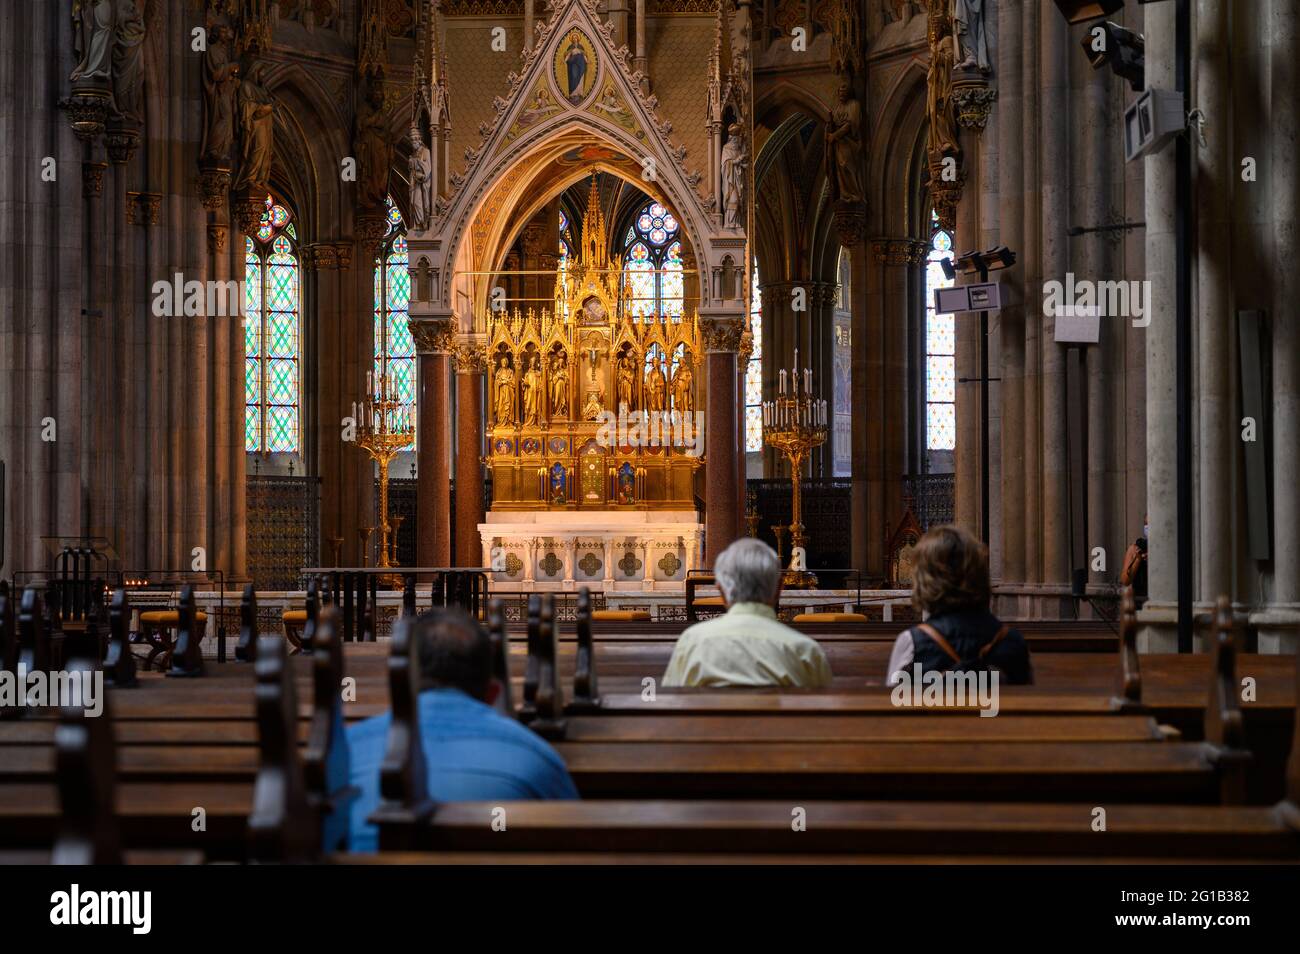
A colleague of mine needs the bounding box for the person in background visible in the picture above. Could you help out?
[346,608,578,852]
[664,538,832,689]
[1120,514,1150,607]
[886,525,1033,685]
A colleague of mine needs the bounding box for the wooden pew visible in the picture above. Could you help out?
[566,587,600,714]
[487,598,514,717]
[103,589,138,688]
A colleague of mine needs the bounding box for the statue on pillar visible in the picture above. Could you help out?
[200,22,240,166]
[111,0,146,124]
[355,76,392,208]
[826,81,864,205]
[953,0,991,74]
[71,0,115,86]
[720,123,747,230]
[926,28,960,157]
[408,128,433,232]
[234,62,276,193]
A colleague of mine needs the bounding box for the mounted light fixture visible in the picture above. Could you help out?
[940,245,1017,281]
[1052,0,1126,25]
[1082,21,1146,91]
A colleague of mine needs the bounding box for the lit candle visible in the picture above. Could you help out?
[804,368,812,394]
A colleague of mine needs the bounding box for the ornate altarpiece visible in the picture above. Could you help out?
[476,178,705,591]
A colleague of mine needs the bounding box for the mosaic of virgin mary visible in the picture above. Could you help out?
[555,29,596,105]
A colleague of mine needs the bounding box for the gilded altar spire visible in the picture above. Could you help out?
[578,173,610,271]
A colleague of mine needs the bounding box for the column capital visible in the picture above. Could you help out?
[702,317,743,356]
[452,335,489,374]
[409,317,457,355]
[870,237,930,267]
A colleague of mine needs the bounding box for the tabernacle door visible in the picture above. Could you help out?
[579,440,606,506]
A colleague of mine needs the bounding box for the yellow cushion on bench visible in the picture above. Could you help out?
[282,610,309,624]
[139,610,208,625]
[793,612,868,623]
[592,610,651,622]
[692,596,726,606]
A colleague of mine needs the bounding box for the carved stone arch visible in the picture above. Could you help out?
[869,59,929,237]
[256,61,354,235]
[449,120,709,317]
[430,0,724,317]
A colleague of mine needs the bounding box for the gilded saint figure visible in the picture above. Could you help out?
[494,356,517,425]
[550,353,570,419]
[522,355,544,426]
[646,356,667,414]
[670,355,694,414]
[616,352,636,413]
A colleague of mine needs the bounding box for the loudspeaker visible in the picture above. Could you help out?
[1124,89,1185,162]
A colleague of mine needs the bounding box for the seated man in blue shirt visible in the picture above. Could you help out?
[346,607,578,852]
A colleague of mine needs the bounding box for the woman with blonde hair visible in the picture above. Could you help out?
[886,525,1033,685]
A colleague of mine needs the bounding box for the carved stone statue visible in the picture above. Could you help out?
[720,123,746,230]
[953,0,991,73]
[355,77,392,208]
[71,0,114,85]
[646,357,667,414]
[522,355,543,425]
[927,31,960,156]
[826,82,864,205]
[408,128,432,231]
[111,0,146,124]
[671,355,694,414]
[550,353,570,419]
[200,23,240,165]
[234,63,276,193]
[616,353,636,413]
[494,356,517,425]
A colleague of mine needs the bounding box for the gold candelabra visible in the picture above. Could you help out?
[761,350,828,589]
[356,371,413,586]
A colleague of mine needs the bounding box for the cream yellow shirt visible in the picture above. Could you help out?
[662,602,833,689]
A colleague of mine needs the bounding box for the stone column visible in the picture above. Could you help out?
[410,316,455,568]
[996,0,1027,606]
[1138,0,1180,652]
[453,338,487,567]
[1196,0,1233,614]
[1039,9,1070,617]
[845,237,870,575]
[736,330,752,528]
[701,311,744,563]
[1261,0,1300,652]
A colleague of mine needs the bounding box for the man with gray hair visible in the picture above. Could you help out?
[663,538,832,688]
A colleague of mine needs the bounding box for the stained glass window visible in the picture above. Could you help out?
[245,195,300,453]
[745,265,764,452]
[925,210,956,451]
[374,196,415,440]
[621,201,684,320]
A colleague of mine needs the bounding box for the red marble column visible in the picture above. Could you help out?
[454,345,487,566]
[703,318,743,564]
[411,318,455,569]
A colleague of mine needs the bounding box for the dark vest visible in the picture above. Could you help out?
[908,609,1034,685]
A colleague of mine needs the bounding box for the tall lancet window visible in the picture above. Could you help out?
[924,210,957,451]
[745,265,764,452]
[621,201,683,319]
[373,196,415,439]
[245,195,301,453]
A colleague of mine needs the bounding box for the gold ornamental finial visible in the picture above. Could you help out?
[579,172,609,270]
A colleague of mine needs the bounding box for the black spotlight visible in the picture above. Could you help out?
[1081,21,1146,91]
[1053,0,1126,25]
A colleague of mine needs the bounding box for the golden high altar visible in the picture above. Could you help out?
[475,178,706,591]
